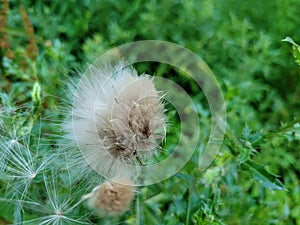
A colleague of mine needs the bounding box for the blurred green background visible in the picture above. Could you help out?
[0,0,300,224]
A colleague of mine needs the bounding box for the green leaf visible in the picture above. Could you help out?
[243,161,285,191]
[32,81,42,115]
[282,37,300,66]
[237,147,252,164]
[292,45,300,66]
[280,122,300,142]
[282,37,300,47]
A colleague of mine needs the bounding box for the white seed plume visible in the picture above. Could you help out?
[63,62,166,178]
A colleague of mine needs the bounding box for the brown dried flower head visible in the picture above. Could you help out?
[87,178,135,216]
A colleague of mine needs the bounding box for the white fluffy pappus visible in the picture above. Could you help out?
[62,62,166,179]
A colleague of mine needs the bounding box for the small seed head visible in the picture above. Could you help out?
[88,178,135,216]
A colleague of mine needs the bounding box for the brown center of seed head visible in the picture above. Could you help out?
[99,96,164,165]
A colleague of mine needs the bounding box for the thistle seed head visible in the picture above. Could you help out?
[99,75,165,163]
[88,178,135,216]
[66,62,166,177]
